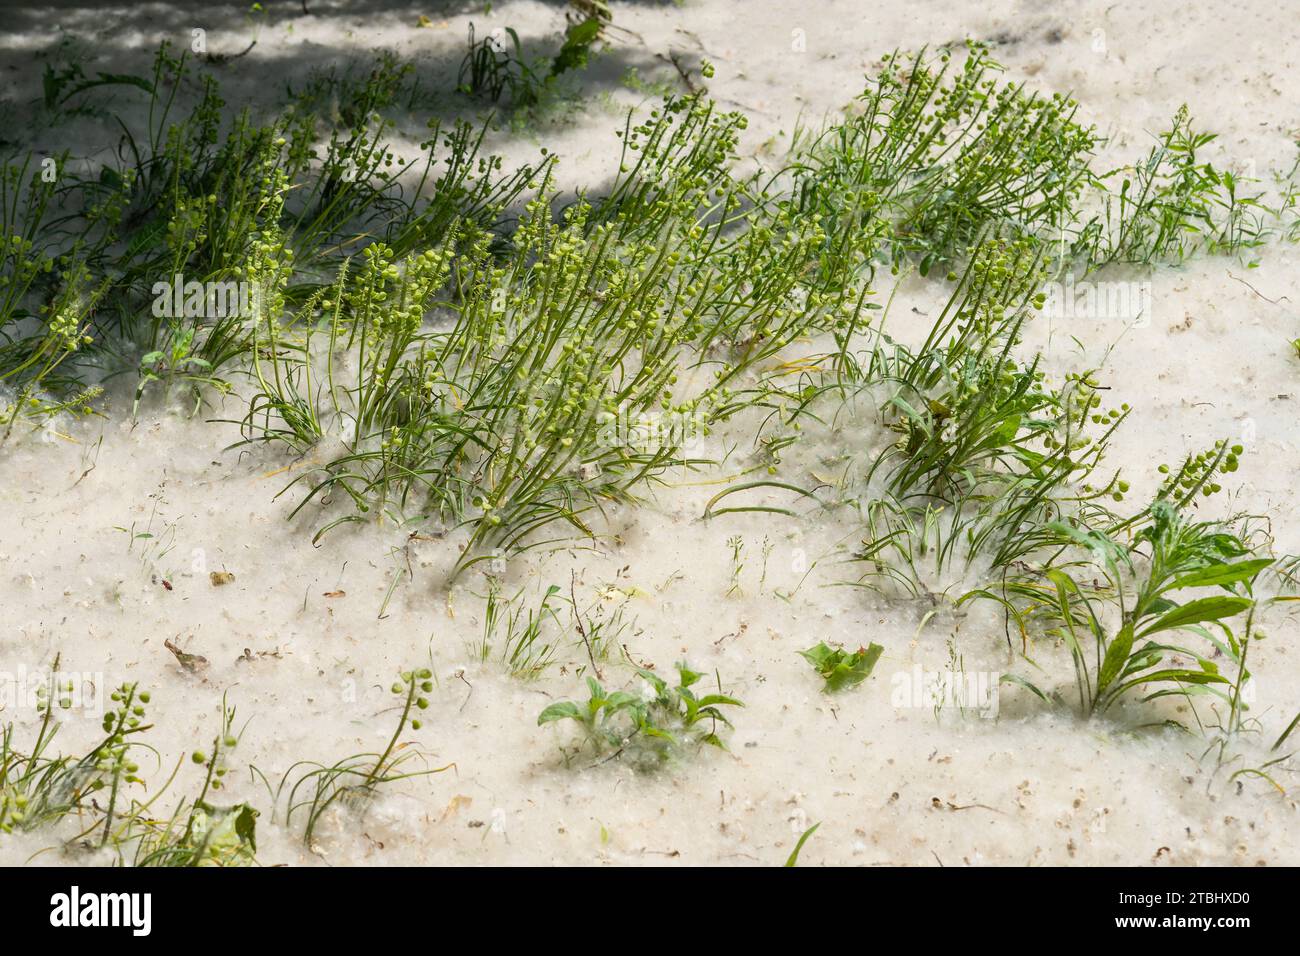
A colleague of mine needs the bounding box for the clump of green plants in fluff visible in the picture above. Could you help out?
[772,236,1124,600]
[1,666,453,862]
[0,669,156,846]
[1078,105,1270,267]
[759,51,1271,603]
[539,662,742,768]
[0,668,254,865]
[19,45,297,415]
[855,238,1059,498]
[824,243,1264,713]
[789,41,1100,278]
[974,438,1267,720]
[472,578,634,680]
[768,52,1280,683]
[457,15,603,110]
[1000,496,1264,723]
[0,43,541,435]
[0,37,1278,446]
[0,664,231,863]
[0,659,102,835]
[236,92,839,577]
[832,277,1293,746]
[788,41,1275,280]
[0,153,114,437]
[115,46,535,403]
[5,52,821,574]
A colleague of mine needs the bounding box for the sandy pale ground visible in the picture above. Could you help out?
[2,0,1299,865]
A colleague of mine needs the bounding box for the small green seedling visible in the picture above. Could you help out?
[539,662,742,765]
[799,642,884,692]
[784,821,820,866]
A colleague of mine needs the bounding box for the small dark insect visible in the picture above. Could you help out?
[161,579,173,591]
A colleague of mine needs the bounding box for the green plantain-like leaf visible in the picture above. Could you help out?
[538,701,582,725]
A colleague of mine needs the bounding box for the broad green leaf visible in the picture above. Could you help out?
[1112,668,1231,698]
[676,664,703,688]
[696,694,744,709]
[603,691,641,713]
[797,642,835,669]
[538,701,582,725]
[1166,558,1271,592]
[1138,596,1252,637]
[1096,622,1135,696]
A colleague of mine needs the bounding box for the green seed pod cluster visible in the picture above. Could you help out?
[394,668,435,731]
[1156,441,1238,501]
[87,681,153,799]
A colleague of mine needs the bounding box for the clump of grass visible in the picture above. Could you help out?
[458,24,534,103]
[802,236,1126,601]
[476,583,563,679]
[851,371,1127,601]
[0,154,110,438]
[3,41,544,433]
[539,662,742,767]
[791,42,1277,282]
